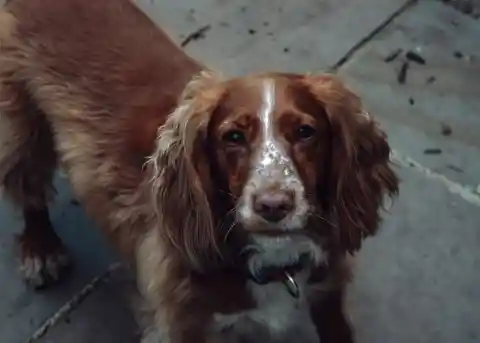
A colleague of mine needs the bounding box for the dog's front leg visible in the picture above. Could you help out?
[211,312,271,343]
[141,326,170,343]
[310,288,354,343]
[309,255,354,343]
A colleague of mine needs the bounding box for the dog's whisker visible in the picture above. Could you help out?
[222,205,240,242]
[219,189,238,200]
[223,219,238,242]
[310,211,337,229]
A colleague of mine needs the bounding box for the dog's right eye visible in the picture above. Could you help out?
[222,129,247,145]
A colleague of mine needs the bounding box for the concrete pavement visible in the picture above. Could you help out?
[1,0,479,342]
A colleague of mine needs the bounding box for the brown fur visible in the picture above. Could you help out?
[142,72,398,342]
[0,0,201,257]
[303,75,399,252]
[0,0,399,342]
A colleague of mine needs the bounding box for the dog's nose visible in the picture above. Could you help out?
[253,190,295,222]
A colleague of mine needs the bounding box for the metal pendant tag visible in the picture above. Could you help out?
[282,271,300,298]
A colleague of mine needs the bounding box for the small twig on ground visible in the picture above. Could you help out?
[384,48,403,63]
[406,50,426,64]
[397,61,409,84]
[180,25,212,48]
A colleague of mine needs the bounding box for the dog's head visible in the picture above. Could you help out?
[149,71,399,271]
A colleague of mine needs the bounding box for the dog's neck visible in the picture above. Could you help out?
[240,234,326,298]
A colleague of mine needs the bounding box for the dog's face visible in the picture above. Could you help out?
[151,72,398,270]
[209,76,330,234]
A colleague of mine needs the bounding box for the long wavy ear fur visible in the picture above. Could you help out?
[147,70,225,271]
[303,74,399,253]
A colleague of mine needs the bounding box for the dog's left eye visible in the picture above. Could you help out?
[222,129,247,145]
[296,124,316,140]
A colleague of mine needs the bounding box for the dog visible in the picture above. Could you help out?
[0,0,399,342]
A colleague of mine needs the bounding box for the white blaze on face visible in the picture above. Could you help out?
[259,79,288,171]
[256,79,296,182]
[238,78,308,229]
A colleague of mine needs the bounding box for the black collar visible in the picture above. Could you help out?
[247,263,304,298]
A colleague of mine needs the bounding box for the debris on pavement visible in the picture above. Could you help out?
[248,29,256,35]
[438,0,480,19]
[397,61,409,84]
[441,122,453,136]
[386,47,430,85]
[384,48,403,63]
[409,97,415,105]
[447,164,465,173]
[424,148,443,155]
[427,76,437,84]
[406,50,426,64]
[180,25,212,48]
[454,50,464,59]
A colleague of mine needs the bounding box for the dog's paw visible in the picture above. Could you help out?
[18,233,71,289]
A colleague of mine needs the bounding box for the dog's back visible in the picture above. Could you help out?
[0,0,201,285]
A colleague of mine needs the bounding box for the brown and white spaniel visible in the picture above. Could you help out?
[0,0,399,342]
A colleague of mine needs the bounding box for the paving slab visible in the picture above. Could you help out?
[337,2,480,342]
[0,175,117,343]
[347,165,480,343]
[35,267,139,343]
[338,0,480,189]
[136,0,412,75]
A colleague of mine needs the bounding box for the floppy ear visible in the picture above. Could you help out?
[147,70,225,271]
[303,74,399,252]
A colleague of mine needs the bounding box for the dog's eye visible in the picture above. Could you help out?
[222,129,247,145]
[296,124,316,140]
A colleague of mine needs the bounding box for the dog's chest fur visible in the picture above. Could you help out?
[213,270,319,343]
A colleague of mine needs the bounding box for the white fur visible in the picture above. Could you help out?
[238,78,309,231]
[224,78,321,341]
[19,250,70,288]
[213,235,325,343]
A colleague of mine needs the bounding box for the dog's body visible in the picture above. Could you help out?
[0,1,399,342]
[0,0,200,262]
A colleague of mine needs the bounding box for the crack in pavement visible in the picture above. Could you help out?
[391,150,480,207]
[329,0,480,207]
[27,263,122,343]
[330,0,419,72]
